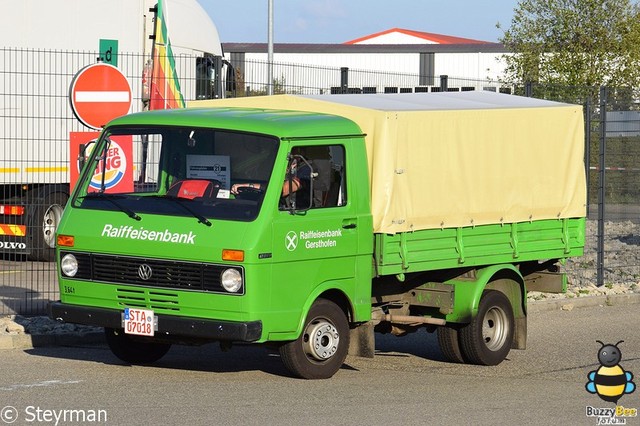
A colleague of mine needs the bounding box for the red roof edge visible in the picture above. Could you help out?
[344,27,491,45]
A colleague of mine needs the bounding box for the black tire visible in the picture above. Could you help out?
[30,192,68,262]
[279,298,349,379]
[104,328,171,365]
[459,290,514,366]
[437,325,466,363]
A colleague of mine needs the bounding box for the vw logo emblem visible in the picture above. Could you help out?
[138,264,153,281]
[285,231,298,251]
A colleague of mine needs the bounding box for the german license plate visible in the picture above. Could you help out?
[123,308,155,337]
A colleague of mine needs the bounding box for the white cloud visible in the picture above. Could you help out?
[294,17,309,31]
[304,0,348,20]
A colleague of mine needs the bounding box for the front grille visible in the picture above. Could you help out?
[60,251,244,295]
[116,288,180,311]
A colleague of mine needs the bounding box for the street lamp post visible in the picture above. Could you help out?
[267,0,274,95]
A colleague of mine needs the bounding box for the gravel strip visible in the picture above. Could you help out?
[536,220,640,302]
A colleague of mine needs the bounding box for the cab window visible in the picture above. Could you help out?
[280,145,346,211]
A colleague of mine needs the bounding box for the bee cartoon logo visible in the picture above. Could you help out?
[586,340,636,403]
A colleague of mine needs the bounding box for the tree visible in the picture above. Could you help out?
[499,0,640,88]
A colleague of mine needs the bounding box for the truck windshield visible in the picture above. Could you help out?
[71,126,279,222]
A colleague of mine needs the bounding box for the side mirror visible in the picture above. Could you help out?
[78,143,86,170]
[77,139,97,172]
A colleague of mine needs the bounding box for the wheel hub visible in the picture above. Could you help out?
[482,306,509,351]
[303,320,339,361]
[42,204,64,248]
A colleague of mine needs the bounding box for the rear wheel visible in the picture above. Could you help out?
[105,328,171,364]
[459,290,514,366]
[437,325,466,363]
[279,298,349,379]
[30,192,68,261]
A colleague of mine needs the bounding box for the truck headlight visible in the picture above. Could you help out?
[221,268,243,293]
[61,253,78,277]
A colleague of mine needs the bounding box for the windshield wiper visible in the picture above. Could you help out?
[81,192,141,221]
[162,196,212,227]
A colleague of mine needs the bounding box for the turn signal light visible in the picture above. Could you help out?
[222,249,244,262]
[57,235,75,247]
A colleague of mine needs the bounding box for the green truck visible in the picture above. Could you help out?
[49,92,586,379]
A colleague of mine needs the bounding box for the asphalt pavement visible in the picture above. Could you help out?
[1,298,639,425]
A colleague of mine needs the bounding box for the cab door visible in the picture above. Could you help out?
[270,143,360,328]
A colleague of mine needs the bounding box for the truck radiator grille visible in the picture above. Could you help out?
[116,288,180,311]
[60,251,244,295]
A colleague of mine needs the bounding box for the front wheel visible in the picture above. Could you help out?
[279,299,349,379]
[105,328,171,365]
[459,290,514,366]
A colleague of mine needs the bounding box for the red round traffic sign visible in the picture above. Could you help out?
[69,63,132,129]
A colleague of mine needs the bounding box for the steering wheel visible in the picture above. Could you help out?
[236,186,262,194]
[235,185,263,201]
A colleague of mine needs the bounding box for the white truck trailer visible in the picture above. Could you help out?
[0,0,230,260]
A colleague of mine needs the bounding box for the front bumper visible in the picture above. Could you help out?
[49,301,262,342]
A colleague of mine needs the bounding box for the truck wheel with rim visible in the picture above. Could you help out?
[105,328,171,364]
[459,290,514,366]
[437,325,466,363]
[30,192,68,261]
[279,298,349,379]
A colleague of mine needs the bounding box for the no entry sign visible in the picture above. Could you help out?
[69,63,132,129]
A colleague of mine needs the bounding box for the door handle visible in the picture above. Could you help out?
[342,219,357,229]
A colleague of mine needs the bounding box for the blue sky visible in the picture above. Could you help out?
[197,0,520,44]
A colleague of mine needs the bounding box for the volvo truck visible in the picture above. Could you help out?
[0,0,230,260]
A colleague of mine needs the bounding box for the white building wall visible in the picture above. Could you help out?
[244,52,418,73]
[353,33,437,44]
[433,52,507,86]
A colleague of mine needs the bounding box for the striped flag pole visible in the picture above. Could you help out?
[149,0,185,110]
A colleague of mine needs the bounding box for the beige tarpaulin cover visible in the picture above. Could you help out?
[191,92,586,234]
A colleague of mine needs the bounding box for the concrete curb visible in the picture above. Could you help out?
[0,331,105,351]
[1,293,639,350]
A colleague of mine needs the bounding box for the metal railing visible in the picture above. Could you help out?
[1,49,638,314]
[522,83,640,288]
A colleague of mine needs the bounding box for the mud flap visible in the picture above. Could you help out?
[513,316,527,350]
[348,321,375,358]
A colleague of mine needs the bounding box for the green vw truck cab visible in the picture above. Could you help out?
[50,92,587,379]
